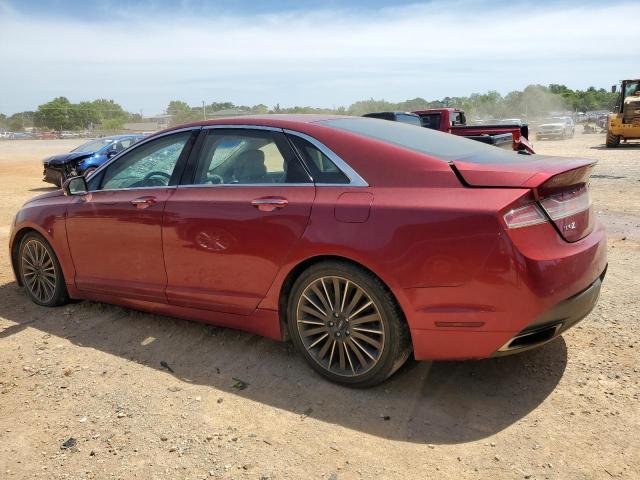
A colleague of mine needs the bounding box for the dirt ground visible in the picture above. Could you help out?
[0,131,638,480]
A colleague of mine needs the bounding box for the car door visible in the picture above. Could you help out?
[162,127,315,315]
[65,129,198,301]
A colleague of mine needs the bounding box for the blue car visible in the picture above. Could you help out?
[42,134,145,186]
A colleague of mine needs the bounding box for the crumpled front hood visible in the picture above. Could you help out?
[43,151,94,166]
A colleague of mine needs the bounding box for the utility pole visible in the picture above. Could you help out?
[202,101,206,121]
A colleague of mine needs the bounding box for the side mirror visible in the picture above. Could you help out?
[62,176,88,196]
[611,85,617,93]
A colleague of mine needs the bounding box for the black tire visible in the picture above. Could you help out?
[287,261,411,387]
[605,131,620,148]
[18,232,69,307]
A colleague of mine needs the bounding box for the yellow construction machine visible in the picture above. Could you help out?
[606,79,640,147]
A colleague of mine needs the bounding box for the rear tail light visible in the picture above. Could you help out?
[503,203,546,229]
[539,186,591,221]
[540,187,591,221]
[503,184,593,241]
[539,185,592,242]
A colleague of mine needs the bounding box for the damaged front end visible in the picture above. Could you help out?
[42,152,93,186]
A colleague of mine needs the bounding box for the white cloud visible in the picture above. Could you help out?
[0,0,639,113]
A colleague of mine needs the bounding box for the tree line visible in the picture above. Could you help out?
[165,84,617,126]
[0,97,140,132]
[0,84,617,132]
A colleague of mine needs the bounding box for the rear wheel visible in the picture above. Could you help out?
[18,232,69,307]
[606,131,620,148]
[288,261,411,387]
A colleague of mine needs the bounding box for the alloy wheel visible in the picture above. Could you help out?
[21,239,57,304]
[296,276,385,377]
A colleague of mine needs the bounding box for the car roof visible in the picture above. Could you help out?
[156,114,355,136]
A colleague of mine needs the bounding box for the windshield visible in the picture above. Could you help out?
[319,117,522,163]
[623,81,640,98]
[72,138,113,153]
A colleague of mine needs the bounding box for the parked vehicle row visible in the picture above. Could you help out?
[12,115,606,386]
[0,130,96,140]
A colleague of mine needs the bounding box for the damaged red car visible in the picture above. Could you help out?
[10,115,607,387]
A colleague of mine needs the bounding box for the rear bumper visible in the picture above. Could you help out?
[407,220,607,360]
[492,266,605,356]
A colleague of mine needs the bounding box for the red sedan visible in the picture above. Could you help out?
[9,115,607,387]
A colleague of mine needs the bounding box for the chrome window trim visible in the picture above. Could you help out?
[283,129,368,187]
[86,126,201,191]
[203,125,282,132]
[178,183,314,189]
[96,185,179,193]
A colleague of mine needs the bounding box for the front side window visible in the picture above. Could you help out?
[100,131,191,190]
[287,135,350,184]
[192,130,310,185]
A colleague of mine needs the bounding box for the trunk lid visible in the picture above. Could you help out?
[451,155,597,242]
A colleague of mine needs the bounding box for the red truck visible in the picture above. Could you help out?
[413,108,535,153]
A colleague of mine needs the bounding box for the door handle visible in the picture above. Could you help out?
[251,197,289,212]
[130,196,158,209]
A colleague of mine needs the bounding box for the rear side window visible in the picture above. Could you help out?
[287,135,350,184]
[192,129,311,185]
[396,114,422,126]
[319,117,522,163]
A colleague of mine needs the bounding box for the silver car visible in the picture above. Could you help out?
[536,117,575,140]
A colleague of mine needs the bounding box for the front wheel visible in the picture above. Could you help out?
[18,232,69,307]
[82,167,96,178]
[605,131,620,148]
[288,261,411,387]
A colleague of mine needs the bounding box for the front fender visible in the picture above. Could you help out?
[79,154,107,171]
[10,197,76,291]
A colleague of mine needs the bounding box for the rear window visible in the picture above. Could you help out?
[318,117,521,163]
[420,113,441,130]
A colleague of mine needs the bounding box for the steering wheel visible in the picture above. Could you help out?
[141,170,171,186]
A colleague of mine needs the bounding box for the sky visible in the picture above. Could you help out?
[1,0,639,115]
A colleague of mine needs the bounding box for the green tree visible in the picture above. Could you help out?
[167,100,200,126]
[34,96,75,130]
